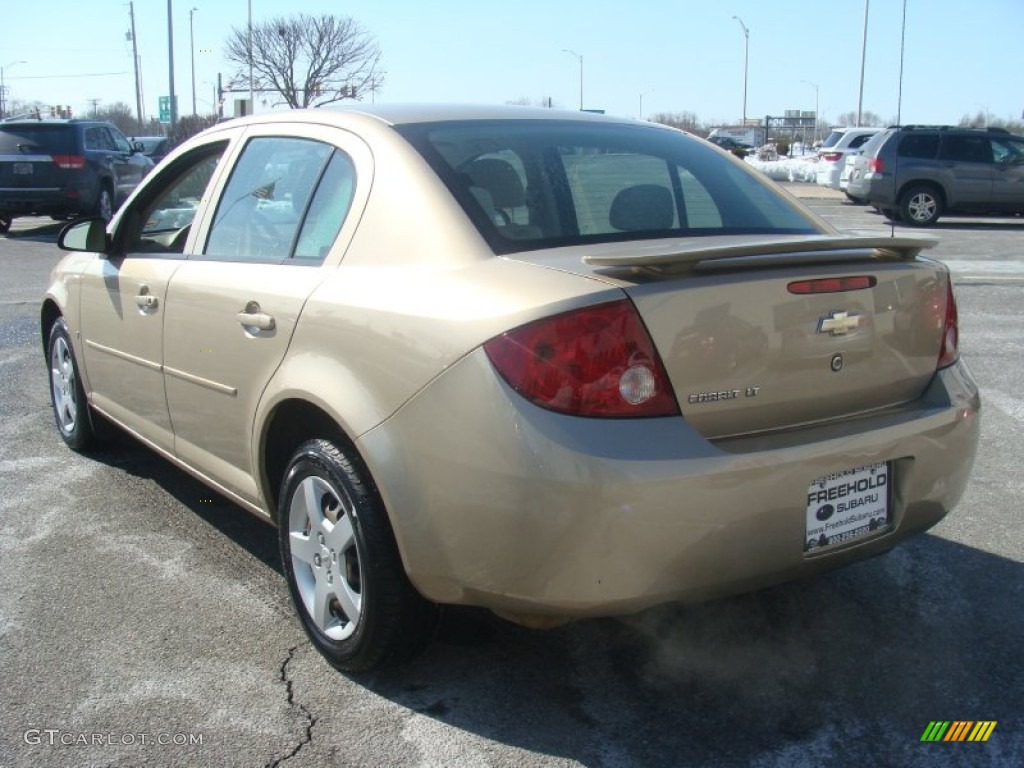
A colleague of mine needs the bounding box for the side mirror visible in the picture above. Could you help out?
[133,141,145,153]
[58,217,111,255]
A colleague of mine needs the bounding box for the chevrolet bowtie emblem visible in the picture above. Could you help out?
[818,311,862,336]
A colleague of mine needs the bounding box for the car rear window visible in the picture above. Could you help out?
[820,131,844,148]
[0,125,74,155]
[397,120,819,254]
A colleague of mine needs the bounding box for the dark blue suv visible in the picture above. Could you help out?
[0,118,153,233]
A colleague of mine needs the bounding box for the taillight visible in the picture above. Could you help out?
[937,278,959,369]
[51,154,86,169]
[820,152,843,162]
[868,157,885,173]
[483,299,680,418]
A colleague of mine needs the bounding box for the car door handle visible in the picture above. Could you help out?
[135,285,158,310]
[237,302,275,331]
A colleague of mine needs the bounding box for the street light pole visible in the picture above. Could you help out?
[562,49,583,110]
[857,0,869,126]
[732,16,749,125]
[802,79,819,145]
[0,61,27,119]
[189,7,198,116]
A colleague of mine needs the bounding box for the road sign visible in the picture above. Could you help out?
[158,95,177,124]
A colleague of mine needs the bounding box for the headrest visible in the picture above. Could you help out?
[609,184,674,231]
[464,159,526,208]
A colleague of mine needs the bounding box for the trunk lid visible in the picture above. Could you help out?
[510,234,946,438]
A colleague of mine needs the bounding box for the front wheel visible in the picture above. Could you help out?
[278,439,438,671]
[0,214,11,233]
[899,185,943,226]
[47,318,97,451]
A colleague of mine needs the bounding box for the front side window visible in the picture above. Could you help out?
[120,141,228,255]
[108,127,133,153]
[398,120,818,255]
[940,135,993,164]
[992,138,1024,164]
[204,137,336,263]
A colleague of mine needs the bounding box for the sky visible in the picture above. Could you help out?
[2,0,1022,129]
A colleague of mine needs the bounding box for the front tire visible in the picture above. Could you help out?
[47,318,97,451]
[899,184,943,226]
[0,214,11,233]
[278,439,437,671]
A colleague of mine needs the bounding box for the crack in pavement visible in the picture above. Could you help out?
[264,645,317,768]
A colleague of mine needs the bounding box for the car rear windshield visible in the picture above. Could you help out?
[397,120,819,254]
[0,125,74,155]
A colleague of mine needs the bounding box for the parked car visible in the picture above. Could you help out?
[0,118,153,232]
[708,135,750,151]
[133,135,171,165]
[846,125,1024,225]
[815,127,882,192]
[42,105,980,671]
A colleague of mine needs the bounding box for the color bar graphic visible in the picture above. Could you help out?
[920,721,996,742]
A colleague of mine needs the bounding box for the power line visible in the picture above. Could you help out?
[7,71,129,79]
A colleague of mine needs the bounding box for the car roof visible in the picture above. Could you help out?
[226,103,646,129]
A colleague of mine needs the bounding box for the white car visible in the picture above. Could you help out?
[816,127,882,191]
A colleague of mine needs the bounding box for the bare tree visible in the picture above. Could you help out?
[648,111,707,135]
[225,13,383,109]
[834,110,886,127]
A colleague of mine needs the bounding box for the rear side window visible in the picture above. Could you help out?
[398,120,818,254]
[0,125,73,155]
[898,133,940,159]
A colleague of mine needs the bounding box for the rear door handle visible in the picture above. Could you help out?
[237,301,275,331]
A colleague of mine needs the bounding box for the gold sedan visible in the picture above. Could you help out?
[42,106,980,671]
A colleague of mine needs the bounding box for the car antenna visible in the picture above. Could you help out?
[891,0,909,239]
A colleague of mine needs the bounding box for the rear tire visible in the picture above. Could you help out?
[278,439,438,671]
[0,215,11,233]
[94,184,114,222]
[47,318,97,452]
[899,184,943,226]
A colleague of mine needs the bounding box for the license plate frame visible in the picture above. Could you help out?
[805,462,891,552]
[13,162,33,175]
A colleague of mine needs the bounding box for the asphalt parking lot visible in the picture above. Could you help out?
[1,192,1022,768]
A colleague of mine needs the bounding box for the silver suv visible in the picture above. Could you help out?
[846,125,1024,226]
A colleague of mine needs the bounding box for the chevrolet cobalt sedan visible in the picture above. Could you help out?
[42,106,980,671]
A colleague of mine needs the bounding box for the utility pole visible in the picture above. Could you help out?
[167,0,177,129]
[189,7,198,116]
[129,2,143,126]
[247,0,254,114]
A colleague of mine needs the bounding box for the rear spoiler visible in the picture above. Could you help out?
[582,235,938,273]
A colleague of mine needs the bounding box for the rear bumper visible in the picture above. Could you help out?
[358,351,980,619]
[815,163,842,188]
[847,173,895,206]
[0,184,97,217]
